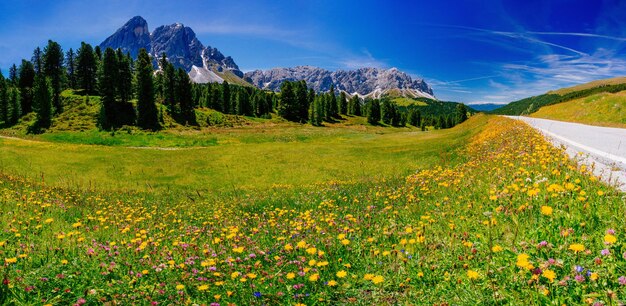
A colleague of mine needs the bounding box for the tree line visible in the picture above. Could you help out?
[0,39,469,132]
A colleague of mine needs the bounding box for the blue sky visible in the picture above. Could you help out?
[1,0,626,104]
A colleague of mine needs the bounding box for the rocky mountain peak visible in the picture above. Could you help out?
[99,16,243,83]
[100,16,151,58]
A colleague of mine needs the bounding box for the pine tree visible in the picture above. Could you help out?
[328,85,338,118]
[9,87,20,125]
[339,91,347,115]
[99,48,118,130]
[0,71,7,126]
[65,48,77,89]
[408,108,421,126]
[32,47,43,75]
[18,60,35,114]
[33,75,52,130]
[381,99,393,124]
[367,99,380,124]
[176,68,195,125]
[222,81,231,114]
[43,40,65,114]
[135,48,159,130]
[295,80,309,122]
[9,64,18,85]
[116,49,133,103]
[161,54,176,113]
[455,103,468,124]
[76,42,97,94]
[309,95,323,126]
[278,81,298,121]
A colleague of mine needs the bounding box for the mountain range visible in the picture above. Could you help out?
[244,66,435,99]
[100,16,436,99]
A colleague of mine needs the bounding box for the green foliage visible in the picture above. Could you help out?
[0,72,7,126]
[42,40,65,114]
[135,49,159,131]
[18,59,35,114]
[32,75,52,132]
[366,99,381,124]
[276,80,310,123]
[76,42,98,95]
[65,48,77,89]
[455,103,468,124]
[98,48,118,130]
[176,68,196,125]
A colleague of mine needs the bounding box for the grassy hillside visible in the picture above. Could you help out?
[0,115,488,193]
[491,78,626,115]
[530,91,626,128]
[0,116,623,305]
[392,97,476,116]
[549,76,626,95]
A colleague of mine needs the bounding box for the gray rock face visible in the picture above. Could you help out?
[99,16,243,80]
[100,16,151,59]
[244,66,435,99]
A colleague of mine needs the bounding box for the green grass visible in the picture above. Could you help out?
[0,115,488,194]
[1,115,624,305]
[392,97,428,106]
[530,91,626,128]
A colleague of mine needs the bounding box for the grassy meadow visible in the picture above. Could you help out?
[1,115,625,305]
[531,91,626,128]
[0,114,485,194]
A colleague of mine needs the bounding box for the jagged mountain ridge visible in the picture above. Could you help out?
[99,16,244,84]
[244,66,435,99]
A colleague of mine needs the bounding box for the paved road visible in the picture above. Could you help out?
[507,116,626,192]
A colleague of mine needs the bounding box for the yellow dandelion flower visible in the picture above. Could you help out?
[308,273,319,282]
[176,284,185,290]
[286,272,296,279]
[327,280,338,286]
[604,234,617,244]
[568,243,585,253]
[540,206,553,216]
[542,269,556,282]
[197,284,209,291]
[363,273,375,281]
[467,270,479,280]
[372,275,384,284]
[336,270,347,278]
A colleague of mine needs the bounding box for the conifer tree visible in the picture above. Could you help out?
[76,42,97,94]
[43,40,64,114]
[65,48,77,89]
[278,81,298,121]
[295,80,309,122]
[381,99,393,124]
[328,85,338,118]
[9,87,20,125]
[9,64,18,85]
[367,99,380,124]
[176,68,195,125]
[135,48,159,130]
[98,48,118,129]
[455,103,468,124]
[33,75,52,130]
[222,81,231,114]
[0,71,7,126]
[18,60,35,114]
[339,91,347,115]
[32,47,43,75]
[117,49,133,103]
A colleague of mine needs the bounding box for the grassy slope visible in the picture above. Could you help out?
[492,77,626,116]
[548,76,626,95]
[0,115,488,193]
[531,91,626,128]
